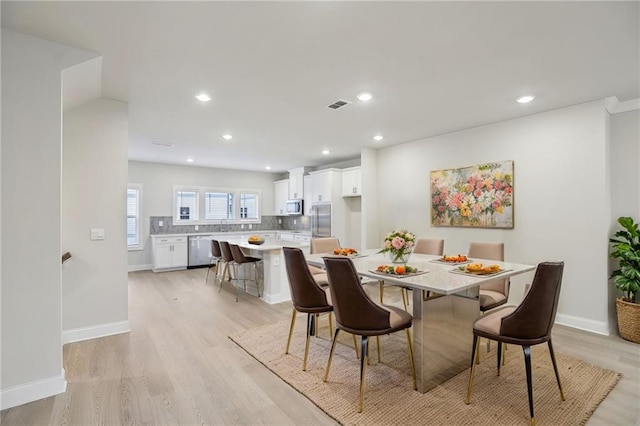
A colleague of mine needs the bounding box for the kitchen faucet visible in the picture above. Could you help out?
[220,219,228,232]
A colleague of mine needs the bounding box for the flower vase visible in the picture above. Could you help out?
[390,251,411,264]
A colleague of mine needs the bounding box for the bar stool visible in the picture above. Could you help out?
[205,239,223,285]
[217,241,236,295]
[229,244,262,302]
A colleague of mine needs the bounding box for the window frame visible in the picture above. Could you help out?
[172,185,262,226]
[127,183,143,251]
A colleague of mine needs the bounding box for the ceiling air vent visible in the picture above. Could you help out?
[151,141,174,147]
[327,99,351,110]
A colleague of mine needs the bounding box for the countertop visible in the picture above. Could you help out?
[224,237,309,251]
[150,230,311,238]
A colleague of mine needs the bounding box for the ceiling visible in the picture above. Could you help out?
[2,2,639,173]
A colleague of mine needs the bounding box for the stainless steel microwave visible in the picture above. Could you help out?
[286,199,303,215]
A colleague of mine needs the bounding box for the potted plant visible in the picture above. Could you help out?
[609,216,640,343]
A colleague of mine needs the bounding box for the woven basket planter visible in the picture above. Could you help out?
[616,298,640,344]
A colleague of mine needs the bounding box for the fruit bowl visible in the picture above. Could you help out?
[247,236,265,245]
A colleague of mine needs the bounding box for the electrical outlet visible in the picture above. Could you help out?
[249,224,252,229]
[241,224,245,229]
[278,218,282,224]
[194,225,199,231]
[159,220,163,227]
[273,257,280,266]
[294,219,297,225]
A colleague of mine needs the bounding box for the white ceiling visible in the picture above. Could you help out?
[2,1,639,173]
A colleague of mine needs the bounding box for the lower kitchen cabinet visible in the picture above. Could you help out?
[152,236,188,272]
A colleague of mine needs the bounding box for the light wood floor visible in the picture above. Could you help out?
[2,268,639,425]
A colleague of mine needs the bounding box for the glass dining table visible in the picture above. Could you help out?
[306,249,536,393]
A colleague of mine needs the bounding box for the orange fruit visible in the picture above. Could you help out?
[395,266,406,275]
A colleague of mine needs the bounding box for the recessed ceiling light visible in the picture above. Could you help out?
[265,166,271,170]
[373,135,384,141]
[516,95,535,104]
[357,93,372,101]
[195,93,211,102]
[322,150,330,155]
[186,158,194,163]
[222,134,233,140]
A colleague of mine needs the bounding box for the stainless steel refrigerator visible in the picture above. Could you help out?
[311,203,332,238]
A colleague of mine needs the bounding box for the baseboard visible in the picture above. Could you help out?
[62,320,131,344]
[555,313,610,335]
[262,293,291,305]
[128,263,151,272]
[0,369,67,410]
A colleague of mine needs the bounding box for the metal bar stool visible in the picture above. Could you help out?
[229,243,262,302]
[217,241,236,295]
[206,239,223,285]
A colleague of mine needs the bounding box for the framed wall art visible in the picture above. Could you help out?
[430,160,514,228]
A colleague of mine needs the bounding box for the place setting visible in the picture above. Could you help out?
[430,254,473,265]
[448,262,512,277]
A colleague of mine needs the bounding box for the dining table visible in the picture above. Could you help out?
[306,249,536,393]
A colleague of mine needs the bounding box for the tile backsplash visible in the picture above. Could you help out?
[150,215,310,235]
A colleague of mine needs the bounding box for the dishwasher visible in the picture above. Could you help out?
[188,235,215,268]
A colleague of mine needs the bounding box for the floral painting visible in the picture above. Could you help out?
[430,161,514,228]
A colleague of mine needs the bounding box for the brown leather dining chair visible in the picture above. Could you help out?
[229,244,262,302]
[283,247,334,371]
[323,256,417,413]
[308,237,341,286]
[465,261,565,426]
[205,239,223,285]
[468,241,510,355]
[379,238,445,310]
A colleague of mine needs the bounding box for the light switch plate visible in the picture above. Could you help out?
[90,228,105,240]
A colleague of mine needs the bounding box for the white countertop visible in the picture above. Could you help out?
[150,230,311,238]
[223,237,309,251]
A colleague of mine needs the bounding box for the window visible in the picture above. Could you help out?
[205,192,235,220]
[127,184,142,250]
[239,192,259,220]
[176,190,198,221]
[173,185,261,225]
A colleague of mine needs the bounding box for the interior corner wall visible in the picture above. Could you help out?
[608,108,640,333]
[376,100,611,334]
[360,148,379,249]
[1,29,98,409]
[62,99,129,342]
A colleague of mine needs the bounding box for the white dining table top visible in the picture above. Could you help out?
[306,249,536,295]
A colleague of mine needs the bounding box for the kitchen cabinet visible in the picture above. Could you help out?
[288,167,307,199]
[309,169,342,203]
[152,236,187,272]
[342,167,362,197]
[273,179,289,216]
[303,175,312,215]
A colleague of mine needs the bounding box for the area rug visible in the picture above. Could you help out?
[229,317,620,425]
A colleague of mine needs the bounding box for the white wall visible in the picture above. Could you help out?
[375,100,611,334]
[127,161,277,269]
[609,109,640,330]
[62,99,129,343]
[1,29,99,409]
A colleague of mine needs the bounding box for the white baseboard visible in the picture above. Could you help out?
[1,369,67,410]
[555,313,610,335]
[262,294,291,305]
[128,263,152,272]
[62,320,131,344]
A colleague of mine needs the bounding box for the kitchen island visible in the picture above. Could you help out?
[220,237,309,304]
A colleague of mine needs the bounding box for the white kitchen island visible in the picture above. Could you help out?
[220,238,309,304]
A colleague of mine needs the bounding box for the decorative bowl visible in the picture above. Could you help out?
[248,238,265,245]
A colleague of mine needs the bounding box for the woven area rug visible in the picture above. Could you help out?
[229,315,620,426]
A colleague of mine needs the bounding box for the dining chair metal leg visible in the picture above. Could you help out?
[328,312,334,340]
[547,339,566,401]
[376,336,381,363]
[303,313,314,371]
[352,334,359,359]
[358,335,369,413]
[218,261,228,293]
[465,335,481,404]
[497,341,503,376]
[323,328,341,382]
[401,288,409,311]
[405,328,417,390]
[254,262,261,297]
[233,264,240,302]
[379,280,384,303]
[285,307,297,354]
[523,345,535,426]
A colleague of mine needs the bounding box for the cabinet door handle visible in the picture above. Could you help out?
[353,187,356,194]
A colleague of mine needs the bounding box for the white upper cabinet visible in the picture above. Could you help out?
[273,179,289,215]
[303,175,312,215]
[288,167,306,199]
[309,168,342,203]
[342,167,362,197]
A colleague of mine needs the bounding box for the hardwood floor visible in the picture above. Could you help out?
[2,268,639,425]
